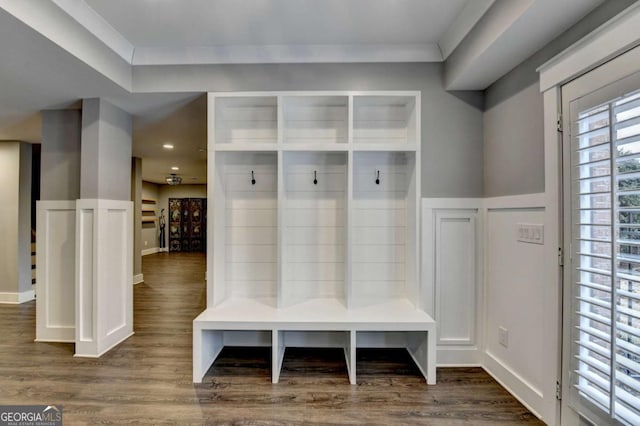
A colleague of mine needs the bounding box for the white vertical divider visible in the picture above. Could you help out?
[346,95,354,309]
[412,95,422,310]
[276,96,285,309]
[271,329,285,383]
[207,94,218,307]
[346,148,353,308]
[348,330,357,384]
[211,152,226,306]
[411,92,424,310]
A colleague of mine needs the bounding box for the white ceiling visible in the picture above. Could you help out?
[0,0,611,184]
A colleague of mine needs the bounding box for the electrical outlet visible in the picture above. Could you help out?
[499,327,509,348]
[144,241,148,246]
[517,223,544,244]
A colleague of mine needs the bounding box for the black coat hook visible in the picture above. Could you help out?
[375,170,380,185]
[251,170,256,185]
[313,170,318,185]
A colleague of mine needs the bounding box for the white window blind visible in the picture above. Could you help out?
[572,90,640,425]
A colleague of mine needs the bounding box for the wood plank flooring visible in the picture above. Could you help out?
[0,252,543,425]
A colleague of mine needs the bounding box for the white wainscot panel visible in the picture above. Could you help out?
[435,211,477,346]
[422,199,481,366]
[36,201,77,342]
[75,199,133,357]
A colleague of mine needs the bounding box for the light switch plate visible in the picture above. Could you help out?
[517,223,544,245]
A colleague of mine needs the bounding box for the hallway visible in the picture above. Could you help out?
[0,253,542,424]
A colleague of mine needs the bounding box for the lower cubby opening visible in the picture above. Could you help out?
[204,346,271,379]
[274,330,353,384]
[279,348,350,382]
[356,348,424,380]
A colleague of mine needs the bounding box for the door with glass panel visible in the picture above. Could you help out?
[563,58,640,425]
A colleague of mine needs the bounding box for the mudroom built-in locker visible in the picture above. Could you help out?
[193,91,435,385]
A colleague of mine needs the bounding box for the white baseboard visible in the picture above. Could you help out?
[133,274,144,285]
[437,346,481,366]
[141,247,159,256]
[483,351,543,420]
[74,331,135,358]
[0,289,35,304]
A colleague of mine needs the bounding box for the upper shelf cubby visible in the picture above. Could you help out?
[353,96,417,146]
[282,96,348,145]
[214,96,278,146]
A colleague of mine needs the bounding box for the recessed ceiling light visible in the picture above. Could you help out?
[171,166,179,171]
[163,144,174,149]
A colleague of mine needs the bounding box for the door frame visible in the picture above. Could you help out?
[560,46,640,426]
[539,4,640,425]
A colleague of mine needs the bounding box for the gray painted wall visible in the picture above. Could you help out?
[131,157,142,276]
[134,63,485,198]
[483,0,635,197]
[141,181,160,251]
[0,142,31,295]
[18,142,32,293]
[40,110,81,200]
[81,98,133,201]
[0,142,20,293]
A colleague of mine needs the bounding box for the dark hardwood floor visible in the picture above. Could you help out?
[0,252,543,425]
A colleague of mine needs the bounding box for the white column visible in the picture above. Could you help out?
[75,98,134,357]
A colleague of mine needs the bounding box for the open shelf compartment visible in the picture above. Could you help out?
[353,96,417,146]
[351,151,419,308]
[282,96,348,145]
[281,151,348,307]
[214,96,278,145]
[212,151,278,307]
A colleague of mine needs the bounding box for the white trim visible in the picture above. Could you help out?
[543,87,562,426]
[0,290,35,304]
[133,44,443,66]
[423,198,484,210]
[141,247,159,256]
[208,90,422,98]
[133,274,144,285]
[73,332,135,358]
[484,193,545,210]
[483,352,544,421]
[437,346,482,367]
[538,2,640,92]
